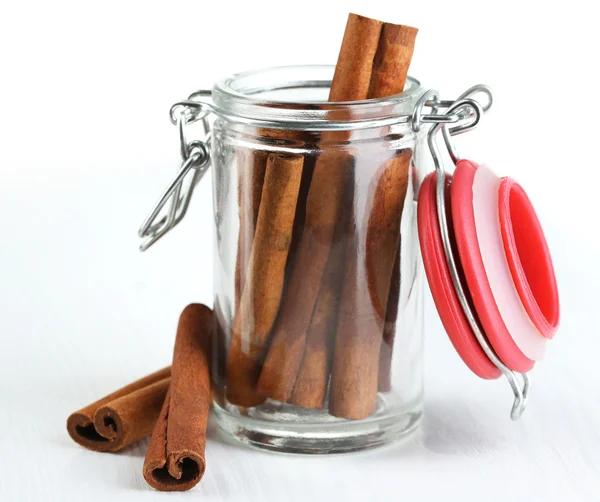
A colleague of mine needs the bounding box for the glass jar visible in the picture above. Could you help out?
[208,66,426,453]
[139,65,551,453]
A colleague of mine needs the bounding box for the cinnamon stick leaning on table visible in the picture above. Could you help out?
[256,14,383,404]
[329,23,417,419]
[143,303,212,492]
[226,153,304,406]
[67,367,171,452]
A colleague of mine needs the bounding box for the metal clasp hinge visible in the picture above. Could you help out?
[138,97,213,251]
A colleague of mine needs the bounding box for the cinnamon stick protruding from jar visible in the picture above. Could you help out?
[368,23,418,98]
[66,367,171,452]
[255,13,383,403]
[329,22,417,419]
[143,304,212,492]
[226,153,304,407]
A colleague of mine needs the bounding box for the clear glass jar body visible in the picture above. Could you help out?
[210,66,425,453]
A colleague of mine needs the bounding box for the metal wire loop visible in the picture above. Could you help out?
[169,100,211,125]
[138,110,211,252]
[412,89,440,132]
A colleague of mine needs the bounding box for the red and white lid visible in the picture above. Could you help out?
[417,158,560,419]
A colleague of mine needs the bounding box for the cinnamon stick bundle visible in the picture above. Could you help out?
[258,15,417,413]
[67,367,171,452]
[256,14,384,403]
[226,153,304,406]
[143,303,212,492]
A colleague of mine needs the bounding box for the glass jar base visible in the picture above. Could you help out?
[213,396,423,454]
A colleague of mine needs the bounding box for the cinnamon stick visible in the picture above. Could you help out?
[256,14,383,403]
[329,153,410,419]
[235,149,268,307]
[67,367,171,452]
[143,304,212,492]
[368,23,418,98]
[289,195,352,408]
[235,128,318,307]
[329,23,417,419]
[378,252,401,392]
[226,153,304,406]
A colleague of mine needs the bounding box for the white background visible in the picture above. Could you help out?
[1,0,599,500]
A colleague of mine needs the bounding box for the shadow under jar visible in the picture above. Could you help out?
[210,65,425,453]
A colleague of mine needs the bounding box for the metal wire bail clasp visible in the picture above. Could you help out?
[138,99,212,251]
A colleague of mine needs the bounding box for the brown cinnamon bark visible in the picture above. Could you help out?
[235,149,268,307]
[143,304,212,492]
[234,128,319,307]
[67,367,171,452]
[328,23,417,419]
[329,152,410,419]
[226,153,304,406]
[368,24,418,98]
[289,194,352,408]
[255,14,383,403]
[378,252,401,392]
[365,152,411,320]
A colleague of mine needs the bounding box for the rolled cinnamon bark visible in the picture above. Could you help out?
[330,152,411,419]
[256,13,383,403]
[67,367,171,452]
[143,304,212,492]
[288,244,347,409]
[226,153,304,406]
[365,152,411,321]
[329,23,417,419]
[235,149,269,307]
[289,183,352,409]
[378,252,401,392]
[368,23,418,98]
[235,127,319,307]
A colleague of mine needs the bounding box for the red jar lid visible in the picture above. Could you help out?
[417,160,559,378]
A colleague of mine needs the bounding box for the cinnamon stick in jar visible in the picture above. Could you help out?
[328,23,417,420]
[256,14,384,403]
[330,151,412,419]
[235,149,268,307]
[378,252,401,392]
[289,188,352,409]
[226,153,304,407]
[143,304,212,492]
[234,127,317,307]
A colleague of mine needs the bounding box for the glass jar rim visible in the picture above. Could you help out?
[210,65,424,131]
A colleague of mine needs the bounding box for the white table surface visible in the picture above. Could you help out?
[1,160,599,502]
